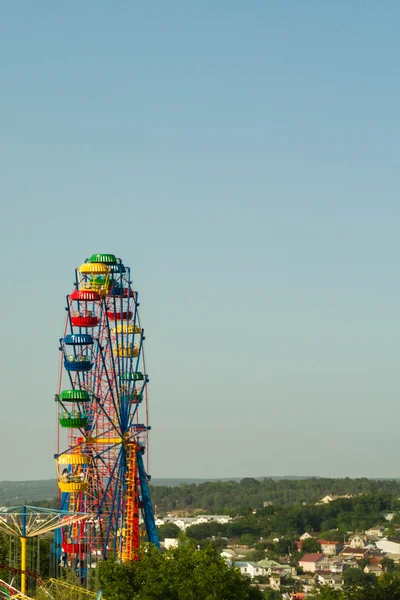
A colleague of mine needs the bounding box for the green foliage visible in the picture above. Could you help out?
[357,558,370,570]
[98,539,264,600]
[263,590,281,600]
[301,537,322,553]
[240,534,257,547]
[273,537,297,556]
[149,477,400,514]
[157,522,181,540]
[342,567,375,585]
[381,556,396,573]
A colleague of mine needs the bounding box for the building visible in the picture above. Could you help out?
[193,515,231,525]
[232,562,265,579]
[317,557,345,573]
[376,537,400,554]
[269,575,281,590]
[221,548,240,561]
[365,526,386,538]
[319,540,342,556]
[173,518,196,530]
[348,534,365,549]
[316,573,344,590]
[340,547,370,560]
[383,513,395,522]
[258,559,294,576]
[163,538,178,550]
[298,553,325,573]
[316,495,335,505]
[300,532,320,540]
[364,564,382,576]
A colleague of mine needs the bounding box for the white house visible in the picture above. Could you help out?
[383,513,395,522]
[232,562,265,579]
[349,534,365,549]
[172,518,196,530]
[316,495,335,505]
[164,538,179,550]
[316,574,344,590]
[300,532,320,540]
[194,515,231,525]
[365,526,386,538]
[319,540,342,556]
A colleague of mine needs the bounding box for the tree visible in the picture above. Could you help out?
[381,556,396,573]
[263,590,281,600]
[157,522,181,540]
[308,588,344,600]
[98,539,264,600]
[273,537,296,556]
[301,538,322,553]
[240,533,257,547]
[356,557,370,570]
[343,567,375,585]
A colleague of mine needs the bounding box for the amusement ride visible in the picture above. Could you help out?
[54,253,159,571]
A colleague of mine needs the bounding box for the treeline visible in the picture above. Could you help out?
[161,494,400,547]
[150,476,400,513]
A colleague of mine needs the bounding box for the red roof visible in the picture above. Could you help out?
[299,553,324,563]
[370,556,383,565]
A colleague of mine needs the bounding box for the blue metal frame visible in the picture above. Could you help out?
[137,451,160,548]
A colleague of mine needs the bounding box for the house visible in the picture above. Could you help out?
[163,538,178,550]
[386,553,400,563]
[173,517,196,530]
[319,540,342,556]
[193,515,231,525]
[364,564,382,576]
[316,495,335,505]
[293,574,316,594]
[316,573,344,590]
[300,532,320,540]
[365,526,386,538]
[232,562,265,579]
[383,513,395,522]
[376,537,400,554]
[258,559,294,576]
[298,553,325,573]
[317,557,345,573]
[340,547,370,560]
[348,534,365,549]
[221,548,240,561]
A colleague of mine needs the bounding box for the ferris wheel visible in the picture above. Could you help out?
[55,253,159,570]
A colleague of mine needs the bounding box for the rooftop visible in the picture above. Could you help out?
[299,553,324,563]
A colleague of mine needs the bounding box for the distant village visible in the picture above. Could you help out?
[156,493,400,598]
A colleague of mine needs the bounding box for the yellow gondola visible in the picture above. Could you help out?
[57,454,89,492]
[113,345,139,358]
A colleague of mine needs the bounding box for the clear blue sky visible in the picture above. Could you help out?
[1,1,400,480]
